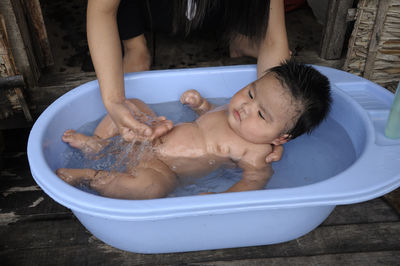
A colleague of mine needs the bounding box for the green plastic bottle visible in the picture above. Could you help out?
[385,82,400,139]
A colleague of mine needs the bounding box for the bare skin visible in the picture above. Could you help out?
[57,73,296,200]
[87,0,289,142]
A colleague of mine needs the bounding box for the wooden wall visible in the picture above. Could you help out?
[344,0,400,92]
[0,0,51,124]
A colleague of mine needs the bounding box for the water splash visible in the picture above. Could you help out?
[88,106,158,172]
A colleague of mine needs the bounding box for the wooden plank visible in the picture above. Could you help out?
[30,72,96,114]
[23,0,53,67]
[324,198,400,225]
[0,0,39,86]
[196,251,400,266]
[1,220,400,265]
[0,14,16,76]
[363,0,391,80]
[343,0,400,91]
[319,0,355,60]
[0,74,24,89]
[343,0,379,75]
[0,14,32,122]
[368,1,400,92]
[37,71,97,87]
[385,187,400,214]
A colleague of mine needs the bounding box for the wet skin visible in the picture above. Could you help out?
[57,73,298,199]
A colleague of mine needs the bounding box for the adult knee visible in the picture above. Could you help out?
[122,34,151,73]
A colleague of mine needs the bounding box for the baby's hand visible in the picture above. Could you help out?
[180,89,203,109]
[180,89,213,115]
[265,145,284,163]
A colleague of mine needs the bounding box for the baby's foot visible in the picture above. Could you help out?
[56,168,97,186]
[62,129,89,149]
[62,130,108,154]
[180,89,203,109]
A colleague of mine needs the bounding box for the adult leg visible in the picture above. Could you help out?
[229,33,259,58]
[122,34,151,73]
[117,0,151,73]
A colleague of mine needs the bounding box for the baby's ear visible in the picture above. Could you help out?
[271,134,291,145]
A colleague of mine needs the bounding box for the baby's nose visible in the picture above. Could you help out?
[240,102,255,118]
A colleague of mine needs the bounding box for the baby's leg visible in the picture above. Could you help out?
[56,168,97,186]
[180,89,213,115]
[63,98,171,154]
[61,106,122,154]
[57,159,177,199]
[62,130,110,154]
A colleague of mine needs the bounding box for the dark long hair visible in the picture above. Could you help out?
[172,0,270,43]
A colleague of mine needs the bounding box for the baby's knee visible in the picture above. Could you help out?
[142,170,177,199]
[142,182,170,199]
[90,170,115,190]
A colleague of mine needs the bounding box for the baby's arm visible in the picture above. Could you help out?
[216,147,274,194]
[180,89,214,115]
[224,145,274,192]
[224,163,273,193]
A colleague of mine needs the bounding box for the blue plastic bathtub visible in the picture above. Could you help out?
[27,65,400,253]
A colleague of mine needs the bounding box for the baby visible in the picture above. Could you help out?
[57,61,331,199]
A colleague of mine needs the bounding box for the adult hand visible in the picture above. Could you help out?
[107,100,173,142]
[106,100,151,141]
[265,144,284,163]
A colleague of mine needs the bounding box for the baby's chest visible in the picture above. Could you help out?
[156,123,208,157]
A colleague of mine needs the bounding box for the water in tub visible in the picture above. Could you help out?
[63,98,356,197]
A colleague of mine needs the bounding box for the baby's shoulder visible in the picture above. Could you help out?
[237,143,273,169]
[246,142,273,157]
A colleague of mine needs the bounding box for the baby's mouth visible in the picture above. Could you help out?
[233,109,241,121]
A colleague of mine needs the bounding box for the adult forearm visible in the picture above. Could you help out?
[87,0,125,109]
[257,0,290,77]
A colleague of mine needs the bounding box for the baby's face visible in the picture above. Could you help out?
[228,73,300,144]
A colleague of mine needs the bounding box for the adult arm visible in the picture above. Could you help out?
[257,0,289,161]
[257,0,291,78]
[87,0,156,140]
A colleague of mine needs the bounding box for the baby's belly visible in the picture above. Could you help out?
[154,123,233,177]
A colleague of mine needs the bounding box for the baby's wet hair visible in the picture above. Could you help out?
[269,60,332,139]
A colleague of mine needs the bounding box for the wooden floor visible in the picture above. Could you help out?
[2,3,400,265]
[1,128,400,265]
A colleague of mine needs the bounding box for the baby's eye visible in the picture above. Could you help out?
[248,90,254,99]
[258,111,265,120]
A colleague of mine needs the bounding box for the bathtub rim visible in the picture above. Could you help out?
[27,65,400,221]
